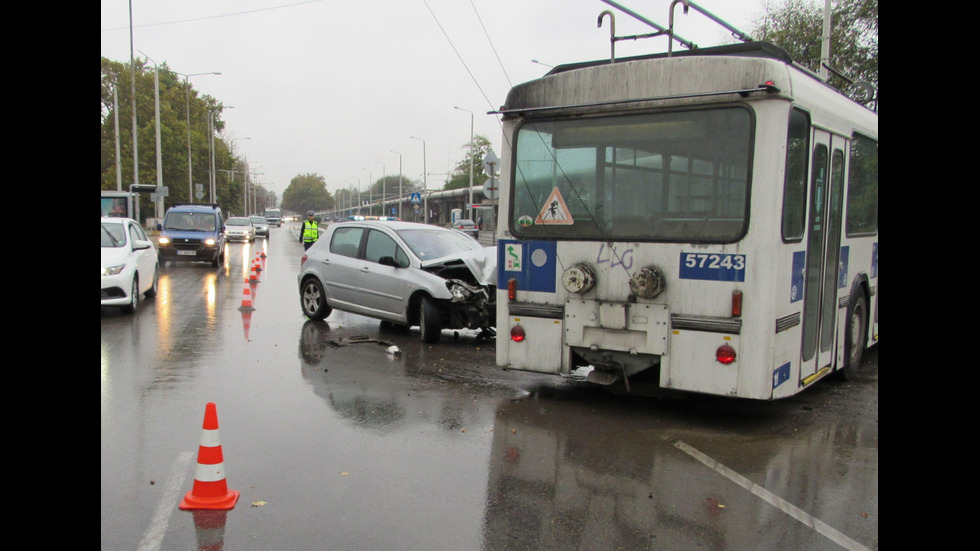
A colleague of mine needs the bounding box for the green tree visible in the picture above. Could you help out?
[364,175,420,201]
[101,57,240,221]
[444,135,494,191]
[753,0,878,101]
[281,173,334,214]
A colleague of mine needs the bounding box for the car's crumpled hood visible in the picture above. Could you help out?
[420,245,497,286]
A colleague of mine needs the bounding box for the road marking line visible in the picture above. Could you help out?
[138,451,194,551]
[674,440,870,551]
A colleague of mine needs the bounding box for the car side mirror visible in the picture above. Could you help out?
[156,223,162,231]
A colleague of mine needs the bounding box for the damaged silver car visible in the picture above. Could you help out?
[298,220,496,343]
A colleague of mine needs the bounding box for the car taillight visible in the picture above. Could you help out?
[508,278,517,302]
[510,324,526,342]
[716,343,736,365]
[301,254,308,267]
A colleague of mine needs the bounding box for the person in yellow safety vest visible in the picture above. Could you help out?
[300,210,319,250]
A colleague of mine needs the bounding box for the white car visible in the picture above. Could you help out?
[451,219,480,238]
[298,220,496,343]
[101,217,159,314]
[225,217,256,242]
[249,215,270,237]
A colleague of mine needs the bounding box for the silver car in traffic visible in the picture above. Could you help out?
[298,220,496,343]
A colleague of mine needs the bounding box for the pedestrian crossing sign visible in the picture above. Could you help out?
[535,187,574,225]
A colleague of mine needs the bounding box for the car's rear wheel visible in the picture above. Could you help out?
[122,276,138,314]
[301,278,332,320]
[419,295,441,344]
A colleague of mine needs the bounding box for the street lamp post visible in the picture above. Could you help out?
[138,51,165,219]
[177,71,221,203]
[362,168,372,215]
[411,136,427,223]
[375,161,386,218]
[229,138,251,214]
[207,105,233,205]
[390,150,403,220]
[251,168,263,215]
[208,110,216,203]
[454,106,475,222]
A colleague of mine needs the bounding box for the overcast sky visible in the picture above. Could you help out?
[101,0,764,200]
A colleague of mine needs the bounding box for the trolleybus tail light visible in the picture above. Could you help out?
[508,278,517,302]
[510,324,526,342]
[731,290,742,317]
[716,343,736,365]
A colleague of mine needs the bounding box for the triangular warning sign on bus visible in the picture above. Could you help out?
[535,187,574,225]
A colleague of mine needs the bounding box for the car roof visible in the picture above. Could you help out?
[334,220,454,232]
[101,216,134,224]
[167,204,221,213]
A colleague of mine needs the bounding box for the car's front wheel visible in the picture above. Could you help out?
[145,265,159,298]
[122,276,138,314]
[301,278,332,320]
[419,295,441,343]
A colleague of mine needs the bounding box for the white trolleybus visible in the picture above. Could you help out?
[494,37,877,400]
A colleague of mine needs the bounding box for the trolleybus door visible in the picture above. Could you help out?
[799,130,846,382]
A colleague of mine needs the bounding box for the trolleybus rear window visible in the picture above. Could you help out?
[510,107,752,242]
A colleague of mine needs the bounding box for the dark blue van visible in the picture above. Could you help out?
[157,204,225,267]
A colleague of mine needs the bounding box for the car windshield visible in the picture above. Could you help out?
[227,218,250,226]
[101,222,126,247]
[249,217,267,224]
[457,220,475,227]
[396,228,482,260]
[164,212,216,231]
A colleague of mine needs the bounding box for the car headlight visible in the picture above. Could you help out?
[204,238,216,246]
[102,264,125,276]
[158,237,170,245]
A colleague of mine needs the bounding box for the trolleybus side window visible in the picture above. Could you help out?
[845,133,878,236]
[510,107,752,243]
[781,108,811,242]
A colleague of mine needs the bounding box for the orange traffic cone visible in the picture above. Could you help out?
[180,403,240,510]
[238,286,255,311]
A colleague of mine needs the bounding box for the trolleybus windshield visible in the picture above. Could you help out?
[510,107,752,243]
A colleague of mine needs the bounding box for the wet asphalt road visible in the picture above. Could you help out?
[101,223,878,551]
